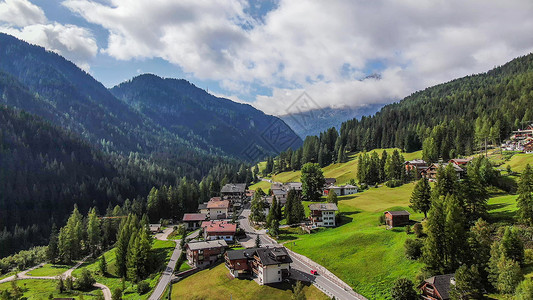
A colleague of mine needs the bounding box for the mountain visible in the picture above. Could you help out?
[279,104,383,138]
[110,74,302,160]
[0,33,301,161]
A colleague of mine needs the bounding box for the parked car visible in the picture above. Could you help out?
[310,270,318,275]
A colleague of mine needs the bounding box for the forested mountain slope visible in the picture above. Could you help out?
[110,74,302,158]
[338,53,533,158]
[271,53,533,173]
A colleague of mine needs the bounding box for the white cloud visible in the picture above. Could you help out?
[62,0,533,114]
[0,0,46,27]
[0,0,97,71]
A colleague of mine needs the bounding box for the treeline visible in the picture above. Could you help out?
[357,149,407,186]
[269,53,533,174]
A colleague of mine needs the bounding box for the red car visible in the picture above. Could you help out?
[310,270,318,275]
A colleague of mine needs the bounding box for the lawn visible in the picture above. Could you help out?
[28,263,72,277]
[171,263,329,300]
[501,153,533,173]
[72,239,175,299]
[0,279,103,299]
[279,184,423,300]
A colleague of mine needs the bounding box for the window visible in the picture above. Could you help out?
[278,270,280,274]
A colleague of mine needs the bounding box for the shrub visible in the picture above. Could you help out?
[76,269,96,291]
[405,225,411,234]
[525,249,533,265]
[515,279,533,300]
[137,281,150,295]
[404,239,423,260]
[413,223,423,238]
[385,180,402,188]
[390,278,417,300]
[378,214,386,225]
[112,288,123,300]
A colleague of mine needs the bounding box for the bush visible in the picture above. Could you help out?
[112,288,123,300]
[413,223,423,238]
[525,249,533,265]
[137,281,150,295]
[405,225,411,234]
[390,278,417,300]
[358,183,368,190]
[385,179,402,188]
[76,269,96,291]
[515,279,533,300]
[404,239,423,260]
[378,214,386,225]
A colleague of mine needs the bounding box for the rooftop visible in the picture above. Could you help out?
[201,220,237,233]
[385,210,411,216]
[226,248,257,260]
[207,199,230,209]
[187,239,227,251]
[183,213,207,222]
[421,274,455,299]
[255,247,293,265]
[221,183,246,193]
[308,203,338,211]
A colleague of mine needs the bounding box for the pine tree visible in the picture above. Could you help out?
[435,164,458,197]
[410,177,432,219]
[291,281,306,300]
[285,189,296,225]
[266,196,279,228]
[47,224,59,263]
[390,278,417,300]
[250,192,265,224]
[126,229,140,282]
[517,164,533,226]
[99,255,107,275]
[291,196,306,224]
[422,195,447,273]
[87,207,101,256]
[500,227,525,265]
[444,195,467,272]
[450,265,484,300]
[270,219,280,237]
[255,234,261,248]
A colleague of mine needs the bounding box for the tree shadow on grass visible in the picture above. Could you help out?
[338,210,360,226]
[487,203,516,224]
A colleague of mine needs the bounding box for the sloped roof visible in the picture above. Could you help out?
[187,239,227,251]
[202,220,237,233]
[423,274,454,300]
[226,248,257,260]
[308,203,338,211]
[255,247,293,266]
[207,199,230,209]
[183,213,207,222]
[221,183,246,193]
[385,210,410,216]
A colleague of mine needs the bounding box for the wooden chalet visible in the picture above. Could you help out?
[418,274,455,300]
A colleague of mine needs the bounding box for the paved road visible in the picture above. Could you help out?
[149,226,200,300]
[238,206,365,300]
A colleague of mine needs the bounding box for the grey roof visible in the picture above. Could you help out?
[308,203,338,211]
[226,248,257,260]
[187,239,227,251]
[405,159,427,164]
[325,178,336,184]
[221,183,246,193]
[423,274,454,299]
[198,203,207,210]
[385,210,410,216]
[255,247,293,265]
[272,189,286,195]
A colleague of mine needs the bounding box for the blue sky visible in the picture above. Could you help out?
[1,0,533,115]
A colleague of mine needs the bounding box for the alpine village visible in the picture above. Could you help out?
[1,1,533,300]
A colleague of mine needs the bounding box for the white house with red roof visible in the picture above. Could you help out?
[201,220,237,242]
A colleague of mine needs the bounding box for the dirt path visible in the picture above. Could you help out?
[0,256,112,300]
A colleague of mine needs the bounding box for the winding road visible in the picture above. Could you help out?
[238,205,366,300]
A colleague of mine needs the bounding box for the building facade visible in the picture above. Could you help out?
[308,203,338,227]
[186,240,227,268]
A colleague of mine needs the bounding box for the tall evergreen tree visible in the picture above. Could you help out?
[87,207,101,256]
[300,163,326,201]
[410,177,432,219]
[517,164,533,226]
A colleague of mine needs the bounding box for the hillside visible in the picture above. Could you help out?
[110,74,302,159]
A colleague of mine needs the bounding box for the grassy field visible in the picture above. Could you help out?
[501,153,533,173]
[0,279,103,299]
[283,184,423,299]
[28,263,71,277]
[171,263,329,300]
[72,239,175,299]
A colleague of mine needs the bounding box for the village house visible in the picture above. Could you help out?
[324,178,336,186]
[418,274,455,300]
[225,247,293,285]
[182,213,207,230]
[149,224,162,234]
[185,239,228,268]
[220,183,246,200]
[404,159,428,172]
[270,182,302,205]
[206,197,231,220]
[449,158,471,166]
[201,220,237,242]
[308,203,339,227]
[197,203,209,215]
[421,163,464,179]
[323,184,358,196]
[384,211,410,227]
